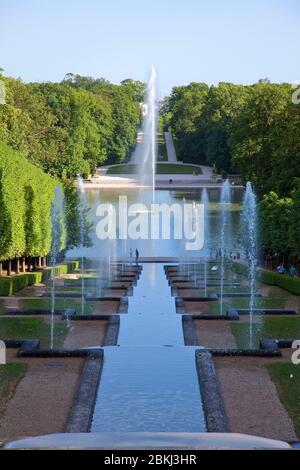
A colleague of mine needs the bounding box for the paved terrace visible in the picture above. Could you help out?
[82,172,243,190]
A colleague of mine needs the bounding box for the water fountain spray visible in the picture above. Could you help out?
[201,188,209,297]
[132,66,158,205]
[77,176,87,315]
[49,186,65,349]
[242,182,258,348]
[219,180,231,315]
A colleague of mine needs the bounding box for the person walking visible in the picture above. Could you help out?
[129,248,133,265]
[135,248,139,265]
[290,264,297,276]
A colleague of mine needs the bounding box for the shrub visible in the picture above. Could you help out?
[257,269,300,295]
[228,260,300,295]
[0,261,79,296]
[0,272,42,296]
[0,142,57,262]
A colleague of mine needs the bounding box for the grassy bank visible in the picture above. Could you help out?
[266,363,300,437]
[0,317,69,349]
[106,163,202,175]
[208,295,286,315]
[157,133,168,161]
[231,316,300,349]
[0,297,94,316]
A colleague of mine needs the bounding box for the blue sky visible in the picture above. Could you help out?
[1,0,300,96]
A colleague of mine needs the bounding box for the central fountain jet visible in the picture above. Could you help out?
[132,66,158,205]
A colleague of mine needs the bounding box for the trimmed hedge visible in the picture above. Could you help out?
[257,269,300,295]
[0,272,43,296]
[42,260,79,281]
[0,142,58,261]
[0,261,79,296]
[229,260,300,295]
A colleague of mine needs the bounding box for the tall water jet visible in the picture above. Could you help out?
[132,66,158,205]
[201,188,209,297]
[242,182,258,348]
[77,176,87,315]
[49,186,65,349]
[219,180,231,315]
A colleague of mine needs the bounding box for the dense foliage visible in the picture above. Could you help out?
[1,70,300,265]
[163,80,300,261]
[162,80,299,197]
[259,184,300,262]
[0,72,143,269]
[0,74,143,178]
[0,142,63,264]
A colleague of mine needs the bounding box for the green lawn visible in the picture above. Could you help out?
[0,317,69,349]
[157,142,168,161]
[157,132,167,161]
[0,363,27,416]
[106,163,202,175]
[231,316,300,349]
[208,296,286,315]
[10,297,95,315]
[266,363,300,437]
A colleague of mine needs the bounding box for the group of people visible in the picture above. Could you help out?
[214,249,240,261]
[277,263,298,276]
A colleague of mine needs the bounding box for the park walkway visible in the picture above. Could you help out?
[164,131,177,162]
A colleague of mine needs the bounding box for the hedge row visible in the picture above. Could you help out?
[42,261,79,281]
[229,260,300,295]
[0,261,79,296]
[257,269,300,295]
[0,142,58,262]
[0,272,43,296]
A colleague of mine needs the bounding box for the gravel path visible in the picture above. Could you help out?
[215,354,298,441]
[0,350,83,440]
[63,320,108,349]
[194,320,236,349]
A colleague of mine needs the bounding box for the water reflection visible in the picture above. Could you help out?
[68,188,243,260]
[91,264,206,432]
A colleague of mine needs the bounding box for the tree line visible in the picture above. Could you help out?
[0,142,57,273]
[162,80,300,263]
[162,80,299,197]
[0,73,144,178]
[0,141,92,274]
[0,72,143,273]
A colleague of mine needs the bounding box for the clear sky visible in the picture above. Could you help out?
[1,0,300,96]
